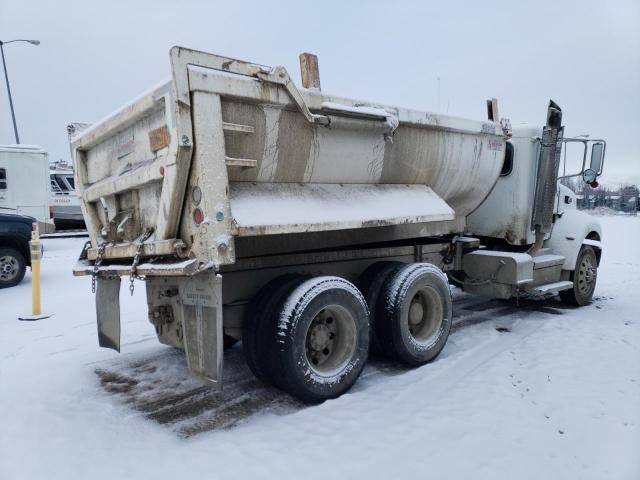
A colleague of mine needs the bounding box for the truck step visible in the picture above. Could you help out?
[532,254,565,269]
[526,280,573,295]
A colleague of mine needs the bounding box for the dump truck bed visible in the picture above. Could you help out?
[71,47,507,273]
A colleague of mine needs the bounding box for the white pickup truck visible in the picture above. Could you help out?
[71,47,605,403]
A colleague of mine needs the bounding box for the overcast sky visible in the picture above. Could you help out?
[1,0,638,184]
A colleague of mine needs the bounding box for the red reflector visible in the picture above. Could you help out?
[193,208,204,225]
[49,206,55,218]
[159,166,165,176]
[590,180,599,188]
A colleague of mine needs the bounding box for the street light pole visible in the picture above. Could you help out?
[0,39,40,144]
[0,42,19,143]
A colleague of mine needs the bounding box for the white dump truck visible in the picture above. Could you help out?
[71,47,606,403]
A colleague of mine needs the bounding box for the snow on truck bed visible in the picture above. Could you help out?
[230,183,454,235]
[0,216,639,480]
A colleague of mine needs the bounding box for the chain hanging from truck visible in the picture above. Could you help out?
[129,229,153,295]
[91,242,107,294]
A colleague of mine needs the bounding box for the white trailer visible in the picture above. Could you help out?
[71,48,606,403]
[0,145,54,233]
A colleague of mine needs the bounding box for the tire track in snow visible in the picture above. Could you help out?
[95,294,574,437]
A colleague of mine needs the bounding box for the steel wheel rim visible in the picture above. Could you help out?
[407,286,443,345]
[0,255,18,281]
[577,254,596,295]
[305,305,357,376]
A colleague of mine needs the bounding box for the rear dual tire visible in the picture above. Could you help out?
[270,277,369,403]
[242,275,308,384]
[356,261,402,353]
[242,264,451,403]
[376,264,452,366]
[243,275,369,403]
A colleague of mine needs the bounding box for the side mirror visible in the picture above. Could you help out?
[590,142,605,174]
[583,168,597,184]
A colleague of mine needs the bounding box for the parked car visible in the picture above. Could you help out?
[0,211,34,288]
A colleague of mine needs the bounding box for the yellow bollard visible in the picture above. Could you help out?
[30,225,42,315]
[18,223,51,321]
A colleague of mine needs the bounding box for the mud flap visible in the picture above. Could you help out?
[179,272,223,388]
[95,276,121,351]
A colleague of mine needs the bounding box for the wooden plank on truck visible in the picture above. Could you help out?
[299,52,321,90]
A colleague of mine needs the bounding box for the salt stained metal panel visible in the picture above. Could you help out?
[229,182,455,236]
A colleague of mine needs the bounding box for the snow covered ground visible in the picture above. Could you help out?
[1,216,639,479]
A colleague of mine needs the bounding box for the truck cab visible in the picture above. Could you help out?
[465,117,605,305]
[467,125,604,246]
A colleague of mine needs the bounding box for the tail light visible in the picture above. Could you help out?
[49,206,54,218]
[193,207,204,225]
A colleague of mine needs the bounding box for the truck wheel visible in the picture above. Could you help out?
[377,263,452,366]
[356,261,402,354]
[0,248,26,288]
[242,275,308,384]
[559,246,598,306]
[269,277,370,403]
